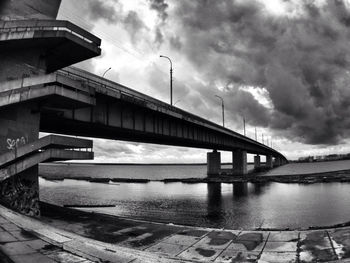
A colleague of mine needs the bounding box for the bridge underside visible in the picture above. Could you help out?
[0,1,287,217]
[39,92,280,156]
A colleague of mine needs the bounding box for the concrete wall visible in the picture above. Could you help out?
[0,49,47,82]
[0,103,41,216]
[0,0,62,20]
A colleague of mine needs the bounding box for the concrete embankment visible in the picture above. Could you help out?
[2,202,350,262]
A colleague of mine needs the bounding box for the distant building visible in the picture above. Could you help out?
[298,156,314,162]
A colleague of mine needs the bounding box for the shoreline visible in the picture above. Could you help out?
[40,201,350,232]
[40,168,350,184]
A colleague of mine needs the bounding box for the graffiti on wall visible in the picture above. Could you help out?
[6,136,28,150]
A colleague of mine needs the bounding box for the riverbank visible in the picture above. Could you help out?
[39,160,350,184]
[40,168,350,184]
[1,202,350,262]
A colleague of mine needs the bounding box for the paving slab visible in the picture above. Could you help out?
[0,231,17,242]
[224,240,265,253]
[1,223,20,232]
[0,241,36,255]
[215,249,259,262]
[300,231,332,249]
[229,233,267,252]
[9,230,37,241]
[208,230,240,240]
[119,225,183,249]
[0,217,9,223]
[193,235,232,250]
[258,251,297,263]
[145,242,188,256]
[22,239,51,250]
[299,248,338,262]
[268,231,299,242]
[34,228,72,245]
[237,232,269,241]
[299,230,337,262]
[162,234,202,246]
[45,250,94,263]
[329,228,350,259]
[263,241,298,252]
[178,245,223,262]
[63,239,136,263]
[177,229,209,237]
[9,252,56,263]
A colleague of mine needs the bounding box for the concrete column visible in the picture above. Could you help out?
[266,155,273,169]
[274,157,281,167]
[254,155,261,169]
[232,150,247,175]
[207,150,221,175]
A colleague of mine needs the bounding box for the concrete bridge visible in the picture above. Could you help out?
[0,0,287,216]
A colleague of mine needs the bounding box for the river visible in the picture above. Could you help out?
[39,163,350,229]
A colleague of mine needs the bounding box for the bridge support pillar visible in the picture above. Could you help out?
[207,150,221,175]
[266,155,273,169]
[0,103,41,217]
[254,155,261,170]
[274,157,281,167]
[232,150,247,175]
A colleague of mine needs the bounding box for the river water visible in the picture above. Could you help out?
[39,164,350,229]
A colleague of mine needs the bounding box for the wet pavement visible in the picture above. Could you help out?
[1,203,350,262]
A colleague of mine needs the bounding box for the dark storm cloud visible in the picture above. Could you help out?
[87,0,120,23]
[172,0,350,145]
[147,0,169,44]
[148,0,168,22]
[124,11,146,43]
[86,0,145,44]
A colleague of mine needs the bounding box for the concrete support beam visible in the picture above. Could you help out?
[207,150,221,176]
[254,155,261,169]
[266,155,273,169]
[232,150,247,175]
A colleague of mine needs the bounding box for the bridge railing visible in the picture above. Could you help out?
[58,67,282,156]
[0,19,101,46]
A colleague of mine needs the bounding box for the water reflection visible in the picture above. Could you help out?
[40,178,350,229]
[253,183,265,195]
[233,182,248,197]
[207,183,223,223]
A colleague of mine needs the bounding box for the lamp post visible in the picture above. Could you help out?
[102,67,112,78]
[243,116,246,136]
[160,55,173,105]
[215,95,225,127]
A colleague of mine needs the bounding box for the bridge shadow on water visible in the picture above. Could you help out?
[205,182,270,226]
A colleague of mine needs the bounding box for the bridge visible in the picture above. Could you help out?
[0,0,287,216]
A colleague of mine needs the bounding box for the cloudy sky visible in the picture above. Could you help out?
[56,0,350,163]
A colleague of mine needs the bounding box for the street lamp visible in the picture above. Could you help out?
[102,67,112,78]
[160,55,173,105]
[215,95,225,127]
[243,116,246,136]
[174,99,181,106]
